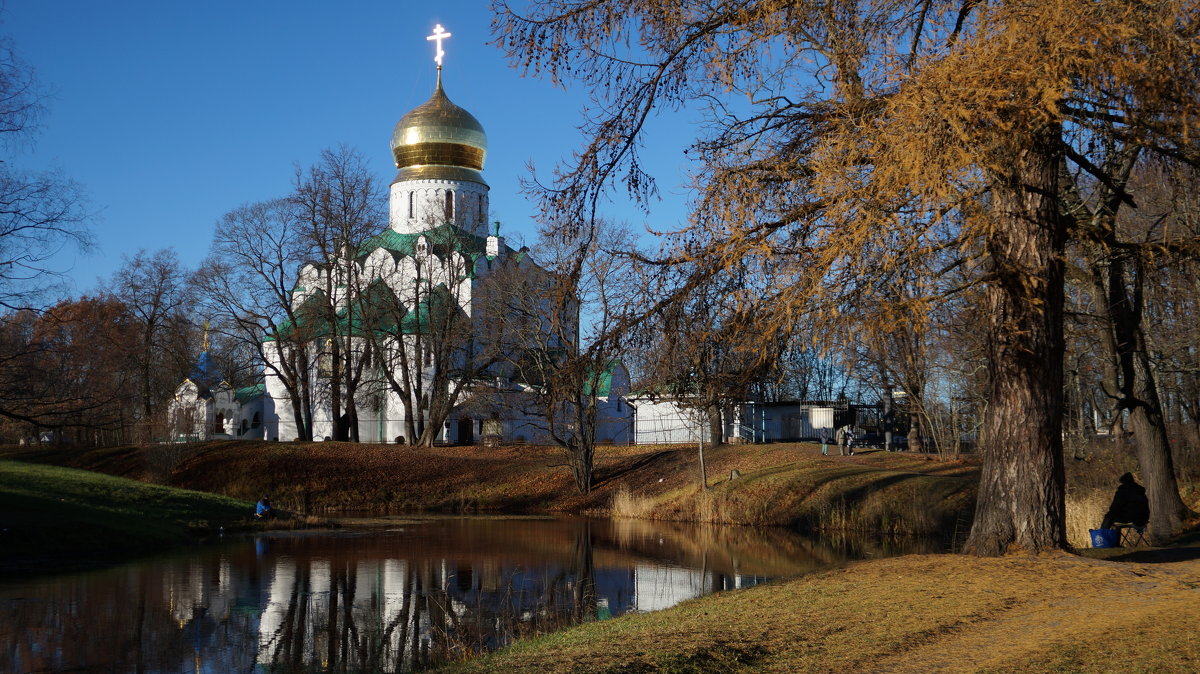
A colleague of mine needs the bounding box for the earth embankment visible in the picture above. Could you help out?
[1,441,978,534]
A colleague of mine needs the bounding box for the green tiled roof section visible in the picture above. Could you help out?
[584,360,623,397]
[265,290,329,342]
[357,224,518,264]
[344,279,404,335]
[264,281,465,340]
[400,284,466,335]
[235,383,266,404]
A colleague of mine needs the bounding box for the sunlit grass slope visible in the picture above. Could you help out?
[615,447,977,536]
[0,460,253,573]
[442,552,1200,673]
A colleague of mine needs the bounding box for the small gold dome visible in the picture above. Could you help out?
[391,75,487,184]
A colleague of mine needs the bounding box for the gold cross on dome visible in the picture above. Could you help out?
[427,24,452,67]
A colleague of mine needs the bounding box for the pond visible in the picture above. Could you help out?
[1,517,946,672]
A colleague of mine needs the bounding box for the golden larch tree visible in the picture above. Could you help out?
[493,0,1200,554]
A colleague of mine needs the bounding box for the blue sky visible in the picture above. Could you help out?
[7,1,695,295]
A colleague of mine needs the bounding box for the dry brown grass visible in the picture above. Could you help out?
[443,552,1200,673]
[639,449,977,536]
[1066,488,1112,548]
[609,486,656,520]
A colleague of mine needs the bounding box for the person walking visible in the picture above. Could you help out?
[820,427,832,456]
[846,426,857,456]
[835,425,847,456]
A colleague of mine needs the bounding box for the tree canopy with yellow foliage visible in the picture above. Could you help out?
[493,0,1199,554]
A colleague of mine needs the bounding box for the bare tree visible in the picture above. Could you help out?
[0,34,95,428]
[196,199,317,441]
[103,248,195,434]
[356,223,506,447]
[196,149,384,442]
[634,266,781,489]
[0,34,91,312]
[484,224,639,492]
[291,147,385,441]
[1064,154,1198,541]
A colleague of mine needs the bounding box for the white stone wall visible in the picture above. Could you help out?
[631,398,709,445]
[596,397,634,444]
[389,179,490,236]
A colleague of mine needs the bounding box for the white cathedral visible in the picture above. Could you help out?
[170,28,633,446]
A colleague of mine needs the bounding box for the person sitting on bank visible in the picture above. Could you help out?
[1100,472,1149,532]
[255,495,275,520]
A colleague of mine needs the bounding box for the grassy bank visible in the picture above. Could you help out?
[1,441,978,536]
[612,451,976,537]
[0,460,255,574]
[442,550,1200,672]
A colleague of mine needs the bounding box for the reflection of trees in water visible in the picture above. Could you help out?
[2,520,942,672]
[251,528,602,671]
[2,559,261,673]
[602,517,842,577]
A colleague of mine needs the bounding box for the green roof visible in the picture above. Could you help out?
[265,290,329,342]
[400,284,467,335]
[358,224,518,270]
[266,281,466,341]
[235,383,266,404]
[584,360,624,397]
[264,224,525,344]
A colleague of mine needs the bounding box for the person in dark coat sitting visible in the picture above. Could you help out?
[1100,472,1150,531]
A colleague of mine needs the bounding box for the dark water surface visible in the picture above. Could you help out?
[2,517,942,672]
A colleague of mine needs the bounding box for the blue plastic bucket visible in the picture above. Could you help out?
[1090,528,1119,548]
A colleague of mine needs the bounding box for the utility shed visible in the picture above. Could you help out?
[729,402,838,443]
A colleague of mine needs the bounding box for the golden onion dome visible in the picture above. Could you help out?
[390,75,487,185]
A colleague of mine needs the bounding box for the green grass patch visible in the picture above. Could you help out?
[0,460,254,574]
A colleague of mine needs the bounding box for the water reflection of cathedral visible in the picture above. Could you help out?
[246,542,739,670]
[4,517,877,673]
[138,538,744,671]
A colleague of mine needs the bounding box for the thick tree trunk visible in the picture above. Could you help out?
[1129,399,1187,541]
[1126,323,1191,541]
[963,125,1068,556]
[288,396,308,442]
[572,439,595,493]
[571,399,597,494]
